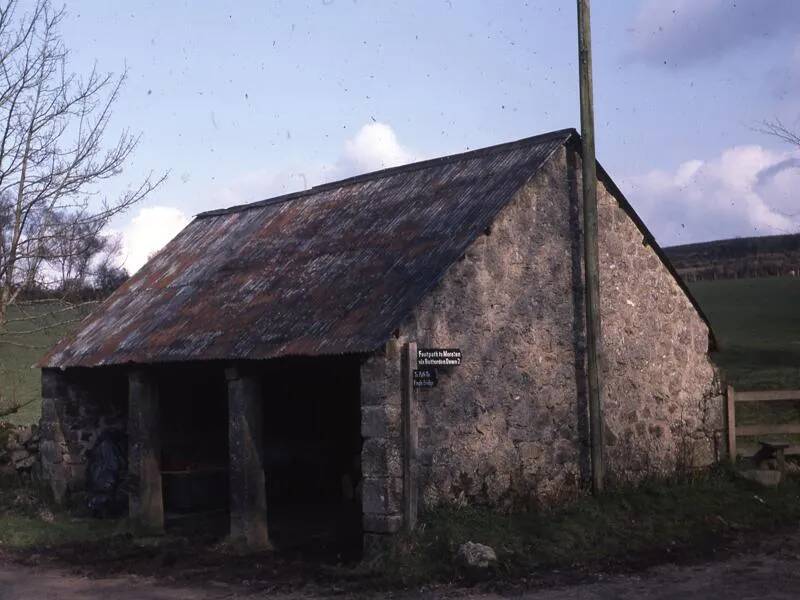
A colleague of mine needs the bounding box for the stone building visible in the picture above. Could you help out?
[38,129,723,554]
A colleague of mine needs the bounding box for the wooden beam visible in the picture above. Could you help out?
[226,366,270,551]
[401,342,418,532]
[735,390,800,402]
[736,424,800,436]
[128,368,164,536]
[726,385,736,460]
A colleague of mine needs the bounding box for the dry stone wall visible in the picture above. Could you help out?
[39,367,126,503]
[0,423,39,475]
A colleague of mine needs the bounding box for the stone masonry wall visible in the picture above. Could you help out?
[39,367,126,503]
[383,144,723,512]
[596,173,724,479]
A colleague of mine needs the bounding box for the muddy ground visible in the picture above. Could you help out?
[2,527,800,598]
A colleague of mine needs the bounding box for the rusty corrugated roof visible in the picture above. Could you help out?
[40,129,576,367]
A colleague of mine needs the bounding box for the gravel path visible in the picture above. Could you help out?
[0,564,277,600]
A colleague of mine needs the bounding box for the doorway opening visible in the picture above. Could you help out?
[158,363,229,535]
[260,354,363,559]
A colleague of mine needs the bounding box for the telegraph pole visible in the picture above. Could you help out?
[577,0,605,494]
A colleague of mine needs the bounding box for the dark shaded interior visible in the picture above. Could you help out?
[260,355,363,558]
[158,364,229,517]
[152,357,363,557]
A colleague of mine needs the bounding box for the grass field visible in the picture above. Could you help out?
[688,277,800,390]
[0,301,93,425]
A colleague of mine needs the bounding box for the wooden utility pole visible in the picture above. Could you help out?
[577,0,605,494]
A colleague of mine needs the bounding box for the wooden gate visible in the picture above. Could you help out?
[726,385,800,458]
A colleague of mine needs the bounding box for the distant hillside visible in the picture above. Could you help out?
[687,277,800,389]
[664,233,800,282]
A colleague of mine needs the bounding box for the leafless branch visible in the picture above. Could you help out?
[0,0,164,341]
[756,118,800,148]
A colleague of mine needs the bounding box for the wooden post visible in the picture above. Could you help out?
[726,385,737,461]
[226,366,270,550]
[577,0,605,494]
[128,368,164,536]
[401,342,418,532]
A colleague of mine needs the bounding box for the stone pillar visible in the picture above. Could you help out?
[128,368,164,535]
[360,339,404,556]
[40,368,70,503]
[226,366,270,550]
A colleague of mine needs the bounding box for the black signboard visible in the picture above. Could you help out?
[413,368,438,389]
[417,348,462,367]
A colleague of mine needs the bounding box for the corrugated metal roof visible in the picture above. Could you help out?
[40,129,576,367]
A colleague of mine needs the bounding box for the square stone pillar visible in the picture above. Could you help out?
[40,368,70,503]
[128,368,164,535]
[360,339,405,555]
[226,366,270,550]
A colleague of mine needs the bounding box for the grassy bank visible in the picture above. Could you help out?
[0,301,93,425]
[1,472,799,588]
[383,469,800,584]
[0,476,123,549]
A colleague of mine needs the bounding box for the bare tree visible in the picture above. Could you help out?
[759,118,800,148]
[757,118,800,223]
[0,0,164,416]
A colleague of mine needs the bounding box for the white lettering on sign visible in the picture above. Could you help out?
[417,348,462,367]
[413,368,438,388]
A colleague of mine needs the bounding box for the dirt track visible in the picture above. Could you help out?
[2,531,800,599]
[477,550,800,599]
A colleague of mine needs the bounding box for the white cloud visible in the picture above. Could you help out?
[621,145,800,246]
[629,0,800,67]
[206,122,420,208]
[118,122,418,271]
[339,122,417,173]
[120,206,191,273]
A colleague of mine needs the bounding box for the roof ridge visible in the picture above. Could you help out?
[196,128,578,218]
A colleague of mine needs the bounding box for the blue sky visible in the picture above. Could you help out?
[58,0,800,271]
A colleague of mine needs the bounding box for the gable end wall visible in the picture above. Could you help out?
[361,145,723,515]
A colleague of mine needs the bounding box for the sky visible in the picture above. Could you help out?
[55,0,800,272]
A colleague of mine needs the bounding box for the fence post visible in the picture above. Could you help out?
[726,385,736,461]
